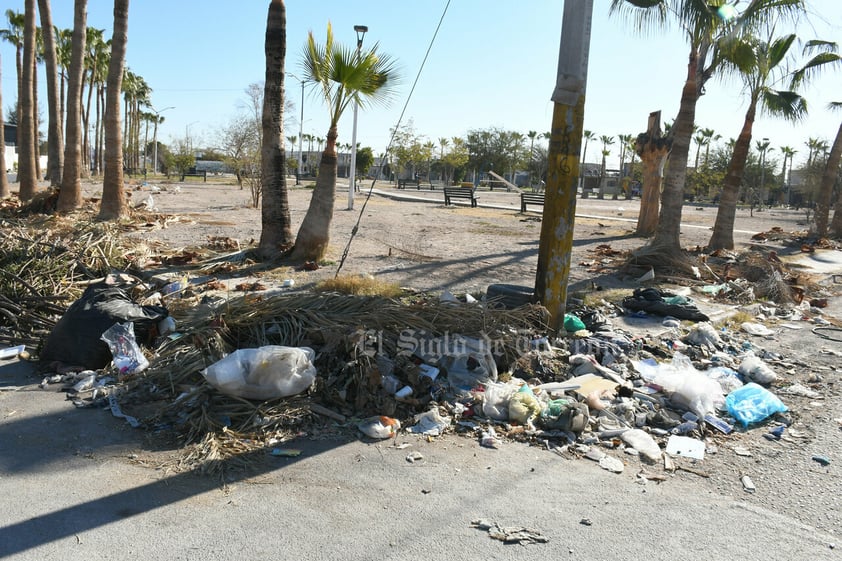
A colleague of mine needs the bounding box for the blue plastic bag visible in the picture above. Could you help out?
[725,383,787,427]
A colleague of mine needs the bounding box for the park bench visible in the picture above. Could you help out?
[397,178,420,189]
[443,186,478,207]
[520,192,545,212]
[181,169,207,182]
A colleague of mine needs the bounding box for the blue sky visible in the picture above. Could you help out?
[1,1,840,168]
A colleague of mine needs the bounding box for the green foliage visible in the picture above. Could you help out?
[355,146,374,176]
[166,137,195,175]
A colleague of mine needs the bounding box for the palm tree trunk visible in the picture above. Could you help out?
[38,0,64,186]
[818,121,842,237]
[258,0,294,259]
[57,0,87,212]
[0,52,8,198]
[708,100,756,250]
[636,143,668,236]
[98,0,128,220]
[647,46,703,256]
[17,0,38,201]
[292,125,338,261]
[82,61,96,177]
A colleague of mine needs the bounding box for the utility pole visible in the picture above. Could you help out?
[534,0,593,333]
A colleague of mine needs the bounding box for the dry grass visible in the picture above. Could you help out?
[315,274,403,298]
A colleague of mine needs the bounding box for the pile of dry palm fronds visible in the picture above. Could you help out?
[0,214,138,347]
[113,291,548,472]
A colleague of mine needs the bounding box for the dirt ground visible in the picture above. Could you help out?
[109,176,820,295]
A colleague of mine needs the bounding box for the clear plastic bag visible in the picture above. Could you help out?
[634,352,725,419]
[101,322,149,375]
[202,346,317,400]
[482,380,519,420]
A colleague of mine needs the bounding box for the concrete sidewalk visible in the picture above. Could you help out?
[1,355,838,560]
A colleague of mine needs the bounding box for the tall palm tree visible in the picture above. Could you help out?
[827,102,842,236]
[701,127,720,167]
[779,145,795,201]
[635,112,672,236]
[37,0,63,186]
[258,0,294,259]
[291,22,399,261]
[57,0,87,212]
[1,10,25,125]
[708,34,836,250]
[580,129,596,190]
[16,0,37,201]
[610,0,805,262]
[598,134,614,198]
[55,26,72,125]
[693,129,706,169]
[98,0,129,220]
[805,136,821,167]
[0,52,8,197]
[526,130,537,187]
[81,27,105,176]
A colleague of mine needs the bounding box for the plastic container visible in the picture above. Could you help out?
[0,345,25,360]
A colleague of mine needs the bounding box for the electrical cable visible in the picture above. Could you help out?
[335,0,451,277]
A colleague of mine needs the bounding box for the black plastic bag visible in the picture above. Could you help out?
[40,278,168,370]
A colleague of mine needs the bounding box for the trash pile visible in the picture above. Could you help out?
[3,205,839,477]
[20,268,838,477]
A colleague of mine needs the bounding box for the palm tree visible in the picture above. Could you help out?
[98,0,129,220]
[0,52,8,197]
[258,0,294,259]
[55,27,72,124]
[57,0,87,212]
[708,34,836,250]
[701,127,720,167]
[526,130,537,187]
[635,111,672,236]
[693,129,706,169]
[827,103,842,236]
[805,136,821,167]
[580,129,596,190]
[780,146,798,204]
[1,10,25,125]
[610,0,805,263]
[598,135,614,198]
[81,27,105,175]
[16,0,37,201]
[291,22,399,261]
[37,0,64,186]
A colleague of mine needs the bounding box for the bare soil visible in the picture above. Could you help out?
[110,177,819,295]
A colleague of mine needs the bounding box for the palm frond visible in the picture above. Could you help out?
[761,88,807,121]
[767,33,796,68]
[790,50,842,89]
[608,0,668,36]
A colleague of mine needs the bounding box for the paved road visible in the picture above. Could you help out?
[1,350,840,560]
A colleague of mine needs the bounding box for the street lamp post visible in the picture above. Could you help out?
[759,137,770,206]
[150,105,174,175]
[288,73,307,185]
[348,24,368,210]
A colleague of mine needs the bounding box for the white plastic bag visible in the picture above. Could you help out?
[621,428,662,462]
[202,346,316,400]
[482,380,519,420]
[738,351,778,384]
[634,352,725,419]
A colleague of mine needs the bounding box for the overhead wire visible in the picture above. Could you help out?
[335,0,452,277]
